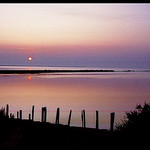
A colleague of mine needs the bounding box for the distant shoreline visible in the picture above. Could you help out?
[0,69,115,74]
[0,69,150,74]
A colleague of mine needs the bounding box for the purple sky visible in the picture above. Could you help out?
[0,4,150,68]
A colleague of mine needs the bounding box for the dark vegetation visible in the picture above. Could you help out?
[0,103,150,149]
[116,102,150,135]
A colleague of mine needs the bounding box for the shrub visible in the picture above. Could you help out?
[116,102,150,135]
[0,107,15,119]
[0,107,6,118]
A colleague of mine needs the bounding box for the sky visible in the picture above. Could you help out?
[0,3,150,68]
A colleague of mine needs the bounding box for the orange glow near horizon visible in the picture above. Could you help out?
[0,4,150,55]
[28,67,32,70]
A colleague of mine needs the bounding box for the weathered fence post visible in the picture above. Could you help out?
[44,107,47,122]
[10,113,12,118]
[81,110,86,128]
[96,110,99,130]
[110,112,115,132]
[81,111,83,127]
[68,110,72,127]
[41,107,47,122]
[55,108,60,124]
[41,107,44,122]
[20,110,22,120]
[17,111,19,119]
[29,114,31,120]
[83,110,86,128]
[32,105,34,121]
[6,104,9,118]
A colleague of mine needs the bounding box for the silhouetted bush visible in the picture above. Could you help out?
[0,107,6,118]
[116,102,150,135]
[0,107,15,119]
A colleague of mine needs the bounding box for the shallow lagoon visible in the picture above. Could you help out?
[0,71,150,129]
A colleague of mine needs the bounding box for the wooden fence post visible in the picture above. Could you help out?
[10,113,12,118]
[81,110,83,127]
[83,110,86,128]
[110,112,115,132]
[29,114,31,120]
[96,110,99,130]
[32,105,34,121]
[20,110,22,120]
[41,107,47,122]
[44,107,47,122]
[55,108,60,124]
[68,110,72,126]
[81,110,86,128]
[6,104,9,118]
[41,107,44,122]
[17,111,19,119]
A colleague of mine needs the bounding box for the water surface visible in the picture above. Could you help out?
[0,71,150,129]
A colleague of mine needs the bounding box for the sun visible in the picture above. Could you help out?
[28,56,32,61]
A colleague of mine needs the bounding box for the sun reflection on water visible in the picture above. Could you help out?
[28,76,32,80]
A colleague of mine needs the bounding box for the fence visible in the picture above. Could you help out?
[4,104,115,131]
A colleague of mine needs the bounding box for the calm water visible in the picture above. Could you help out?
[0,66,150,129]
[0,65,148,71]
